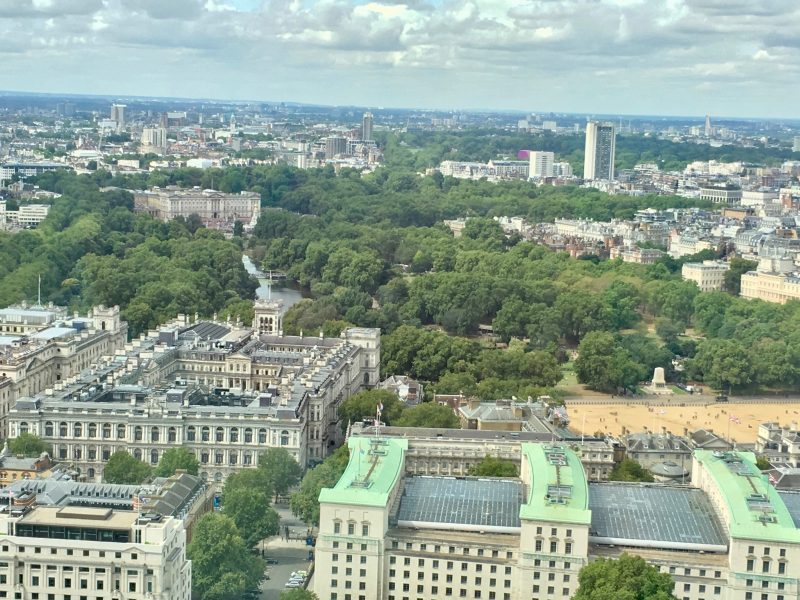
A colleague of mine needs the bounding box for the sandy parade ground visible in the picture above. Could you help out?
[565,399,800,444]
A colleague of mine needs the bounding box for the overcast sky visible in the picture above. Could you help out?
[2,0,798,118]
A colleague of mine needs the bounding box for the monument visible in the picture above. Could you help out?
[644,366,673,395]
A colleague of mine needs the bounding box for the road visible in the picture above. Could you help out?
[258,503,316,600]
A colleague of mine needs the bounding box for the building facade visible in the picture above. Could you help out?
[0,304,127,438]
[8,313,380,481]
[315,440,800,600]
[529,152,555,178]
[133,186,261,230]
[682,260,730,292]
[0,504,190,600]
[741,270,800,304]
[700,185,743,205]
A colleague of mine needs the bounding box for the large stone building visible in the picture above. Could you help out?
[682,260,730,292]
[741,270,800,304]
[757,422,800,468]
[0,303,127,438]
[9,311,380,482]
[315,440,800,600]
[133,186,261,231]
[0,504,190,599]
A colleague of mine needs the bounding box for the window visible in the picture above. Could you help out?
[102,424,111,439]
[117,424,126,439]
[168,427,177,442]
[73,423,82,437]
[348,522,355,535]
[362,524,369,536]
[259,429,267,443]
[746,560,754,572]
[150,450,158,464]
[762,561,769,573]
[565,543,572,554]
[281,430,290,446]
[334,521,341,534]
[244,428,253,443]
[216,427,224,442]
[134,426,143,441]
[550,542,557,553]
[88,424,97,438]
[230,428,238,443]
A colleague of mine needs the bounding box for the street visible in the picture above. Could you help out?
[258,503,315,600]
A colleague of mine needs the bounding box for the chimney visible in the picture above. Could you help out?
[468,398,481,411]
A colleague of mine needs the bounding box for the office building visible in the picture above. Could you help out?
[794,137,800,153]
[362,112,374,142]
[583,122,616,180]
[326,136,349,159]
[110,103,126,130]
[0,504,190,599]
[700,185,742,205]
[741,270,800,304]
[705,114,713,137]
[529,151,555,178]
[133,186,261,231]
[682,260,730,292]
[0,161,67,184]
[315,440,800,600]
[141,127,168,152]
[9,312,380,481]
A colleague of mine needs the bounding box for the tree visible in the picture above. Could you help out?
[337,389,404,432]
[258,448,303,502]
[755,455,772,471]
[575,332,644,393]
[222,487,280,548]
[154,447,200,477]
[291,445,349,525]
[232,220,244,237]
[280,590,320,600]
[395,402,460,428]
[7,433,52,457]
[188,513,264,600]
[573,553,678,600]
[723,258,757,295]
[103,451,152,484]
[468,455,518,477]
[609,459,654,483]
[688,339,753,393]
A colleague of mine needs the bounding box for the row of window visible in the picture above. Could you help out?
[384,591,512,599]
[389,541,514,560]
[388,575,512,588]
[35,423,291,445]
[388,558,512,576]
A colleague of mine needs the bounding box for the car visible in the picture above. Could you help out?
[264,557,279,565]
[285,581,302,588]
[296,570,308,577]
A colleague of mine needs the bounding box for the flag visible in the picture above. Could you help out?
[132,494,143,511]
[377,403,384,414]
[768,473,778,485]
[729,415,741,424]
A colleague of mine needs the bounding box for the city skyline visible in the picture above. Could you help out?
[2,0,800,119]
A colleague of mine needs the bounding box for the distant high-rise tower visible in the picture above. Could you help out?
[362,112,374,142]
[704,114,712,137]
[793,136,800,153]
[111,103,126,131]
[325,136,348,159]
[583,122,616,181]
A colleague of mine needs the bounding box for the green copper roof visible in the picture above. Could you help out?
[694,450,800,543]
[519,443,591,525]
[318,436,408,508]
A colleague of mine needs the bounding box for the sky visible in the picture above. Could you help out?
[2,0,799,118]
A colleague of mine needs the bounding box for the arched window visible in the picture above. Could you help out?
[280,430,290,446]
[229,452,238,465]
[187,426,196,442]
[243,452,252,465]
[73,423,82,438]
[201,452,209,464]
[150,450,159,464]
[230,428,239,443]
[88,423,97,438]
[134,426,143,441]
[133,449,142,460]
[215,452,223,464]
[73,448,82,460]
[102,423,111,439]
[87,467,95,479]
[201,427,210,442]
[215,427,224,442]
[59,422,68,437]
[258,428,267,444]
[19,422,29,435]
[244,428,253,443]
[45,422,54,437]
[168,427,177,443]
[214,472,223,483]
[117,424,126,439]
[151,427,160,442]
[201,471,208,481]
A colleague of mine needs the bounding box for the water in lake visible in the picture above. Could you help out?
[241,255,309,312]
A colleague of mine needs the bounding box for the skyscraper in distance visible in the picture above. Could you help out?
[529,151,555,178]
[704,114,713,137]
[362,111,374,142]
[111,103,126,131]
[583,121,616,181]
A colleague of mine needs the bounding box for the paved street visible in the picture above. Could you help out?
[258,503,316,600]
